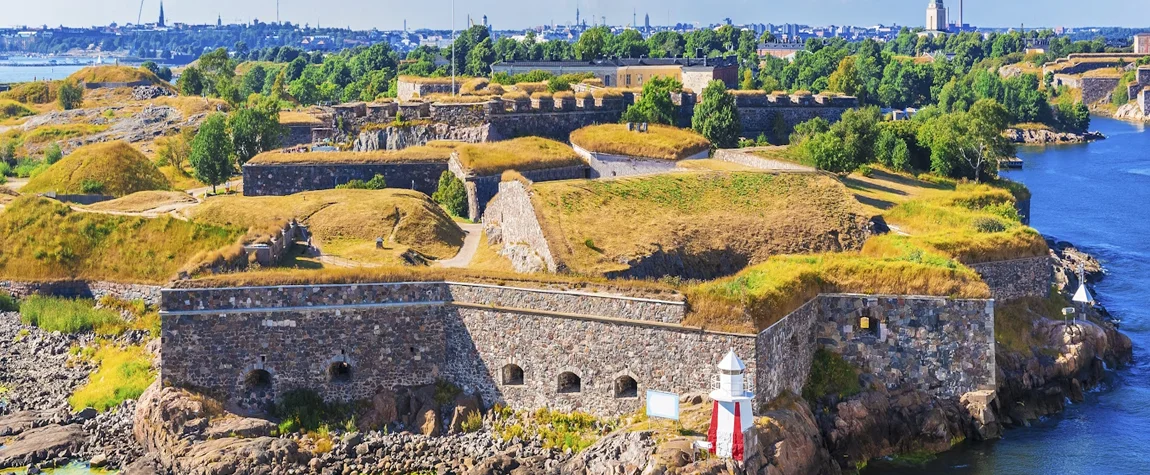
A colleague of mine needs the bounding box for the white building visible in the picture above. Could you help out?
[926,0,948,32]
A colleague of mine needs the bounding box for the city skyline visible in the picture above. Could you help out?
[3,0,1149,31]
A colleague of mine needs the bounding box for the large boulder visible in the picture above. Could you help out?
[752,396,841,475]
[359,388,398,431]
[448,393,482,434]
[413,404,441,437]
[0,424,86,469]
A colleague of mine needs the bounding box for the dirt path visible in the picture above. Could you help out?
[2,178,28,192]
[438,223,483,268]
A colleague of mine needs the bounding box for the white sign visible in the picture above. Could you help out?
[646,390,680,421]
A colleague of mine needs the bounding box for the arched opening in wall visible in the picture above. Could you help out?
[557,372,581,394]
[244,369,272,392]
[502,364,525,385]
[614,375,638,398]
[329,362,352,384]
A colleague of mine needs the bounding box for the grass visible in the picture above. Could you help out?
[67,65,164,85]
[184,189,465,266]
[279,111,324,126]
[0,80,63,104]
[0,290,16,312]
[530,172,870,277]
[23,123,109,144]
[466,231,519,273]
[802,349,862,401]
[84,190,198,213]
[995,292,1073,356]
[69,344,154,412]
[490,406,618,453]
[570,124,711,160]
[0,99,35,120]
[0,196,243,283]
[1011,122,1054,131]
[455,137,584,176]
[19,295,126,335]
[22,141,171,197]
[246,143,459,165]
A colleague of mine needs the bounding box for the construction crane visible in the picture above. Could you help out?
[137,0,146,25]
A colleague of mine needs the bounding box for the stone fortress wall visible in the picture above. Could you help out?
[969,256,1052,301]
[1081,76,1122,105]
[242,161,449,197]
[481,181,561,273]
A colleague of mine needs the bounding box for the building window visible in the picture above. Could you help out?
[603,75,611,86]
[637,74,644,84]
[626,74,632,86]
[502,364,525,385]
[614,375,638,398]
[328,361,352,383]
[557,372,581,394]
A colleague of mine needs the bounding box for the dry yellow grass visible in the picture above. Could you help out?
[466,231,520,273]
[67,66,163,85]
[675,159,756,172]
[591,88,624,99]
[246,143,460,165]
[0,81,63,104]
[0,196,242,283]
[501,91,529,101]
[279,111,324,126]
[513,82,549,94]
[1081,68,1124,78]
[22,141,171,197]
[84,191,197,213]
[530,172,871,277]
[570,124,711,160]
[0,99,35,120]
[422,94,496,104]
[184,189,465,266]
[455,137,584,176]
[23,123,108,144]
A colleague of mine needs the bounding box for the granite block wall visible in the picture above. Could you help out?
[486,110,624,141]
[754,299,819,405]
[1081,77,1121,105]
[814,294,996,399]
[450,154,588,221]
[969,256,1052,302]
[0,280,162,306]
[282,125,316,147]
[241,162,448,197]
[481,181,560,273]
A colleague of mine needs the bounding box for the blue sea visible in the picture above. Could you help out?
[0,56,92,83]
[869,117,1150,474]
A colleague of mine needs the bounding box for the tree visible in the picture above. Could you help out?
[228,97,285,165]
[157,66,173,82]
[141,61,160,76]
[336,174,388,190]
[692,80,741,148]
[800,131,852,173]
[610,29,649,58]
[432,171,467,217]
[241,64,268,97]
[575,26,609,60]
[465,38,495,76]
[57,81,84,110]
[834,106,882,170]
[740,69,756,90]
[891,138,911,171]
[189,113,235,193]
[827,57,865,102]
[178,66,205,96]
[157,128,194,172]
[44,143,63,165]
[917,99,1013,182]
[621,76,682,125]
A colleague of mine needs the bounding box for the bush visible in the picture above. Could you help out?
[432,171,467,217]
[0,290,17,312]
[44,143,63,165]
[80,179,106,194]
[273,389,358,433]
[461,410,483,433]
[802,349,861,401]
[857,164,874,177]
[58,81,84,110]
[972,216,1007,233]
[19,296,127,334]
[335,174,388,190]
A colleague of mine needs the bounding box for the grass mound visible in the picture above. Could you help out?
[185,189,465,266]
[84,191,197,213]
[0,196,243,283]
[67,65,163,85]
[247,143,459,165]
[455,137,584,175]
[0,99,35,120]
[69,344,154,412]
[570,124,711,160]
[530,172,871,277]
[19,295,126,334]
[22,141,171,197]
[0,81,62,104]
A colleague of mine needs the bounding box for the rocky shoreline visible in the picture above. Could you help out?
[1005,127,1106,145]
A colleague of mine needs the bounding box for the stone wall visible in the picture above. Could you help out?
[352,124,489,152]
[753,299,819,405]
[969,256,1052,302]
[712,149,816,172]
[1141,87,1150,116]
[738,105,854,138]
[813,294,996,399]
[396,79,459,101]
[159,281,748,417]
[572,143,707,179]
[486,110,624,141]
[283,125,316,147]
[449,155,589,221]
[481,181,560,273]
[241,161,448,197]
[0,280,162,306]
[1081,77,1121,105]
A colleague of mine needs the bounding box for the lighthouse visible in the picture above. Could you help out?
[707,350,755,460]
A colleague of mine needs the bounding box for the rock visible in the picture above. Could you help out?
[0,411,51,437]
[202,415,277,439]
[360,388,398,431]
[1004,128,1105,144]
[0,424,86,469]
[73,407,98,421]
[563,430,657,475]
[413,405,441,437]
[753,395,841,475]
[960,390,1002,440]
[449,394,482,434]
[119,453,161,475]
[89,453,109,468]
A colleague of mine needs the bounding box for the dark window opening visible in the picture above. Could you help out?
[329,362,352,383]
[558,372,581,394]
[244,369,272,391]
[614,375,638,398]
[502,364,525,385]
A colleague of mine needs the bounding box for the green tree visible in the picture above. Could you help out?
[740,69,756,90]
[610,29,649,58]
[575,27,609,60]
[242,64,268,97]
[790,117,831,144]
[141,61,160,76]
[827,57,865,102]
[189,113,235,193]
[44,143,63,165]
[58,81,84,110]
[177,66,205,96]
[432,171,467,217]
[833,106,882,170]
[760,75,782,94]
[336,174,388,190]
[891,138,911,171]
[692,80,741,148]
[465,38,495,76]
[227,98,285,166]
[621,76,682,125]
[800,131,853,173]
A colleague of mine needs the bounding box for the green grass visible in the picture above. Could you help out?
[19,296,126,335]
[69,344,154,411]
[802,349,862,401]
[571,124,711,160]
[22,141,170,197]
[0,99,34,120]
[490,407,617,453]
[0,290,16,312]
[273,389,362,433]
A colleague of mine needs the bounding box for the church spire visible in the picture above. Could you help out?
[158,1,165,27]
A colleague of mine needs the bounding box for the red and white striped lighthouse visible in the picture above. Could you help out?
[707,350,755,461]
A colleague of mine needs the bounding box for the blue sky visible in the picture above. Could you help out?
[4,0,1149,31]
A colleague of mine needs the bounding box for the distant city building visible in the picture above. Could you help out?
[158,1,165,28]
[757,41,803,60]
[926,0,948,32]
[491,57,738,93]
[1135,33,1150,55]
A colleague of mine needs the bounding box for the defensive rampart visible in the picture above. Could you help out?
[242,161,448,197]
[969,256,1052,302]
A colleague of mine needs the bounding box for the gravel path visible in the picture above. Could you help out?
[438,223,483,268]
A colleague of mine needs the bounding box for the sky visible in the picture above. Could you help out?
[2,0,1149,31]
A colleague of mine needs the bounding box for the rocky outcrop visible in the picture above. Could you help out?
[0,312,95,413]
[1112,102,1149,122]
[352,123,488,151]
[0,424,86,469]
[751,396,841,475]
[1004,128,1105,144]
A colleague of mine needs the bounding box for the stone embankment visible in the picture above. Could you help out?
[1004,128,1105,144]
[0,312,144,472]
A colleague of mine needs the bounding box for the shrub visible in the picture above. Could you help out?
[432,171,467,217]
[58,81,84,110]
[335,174,388,190]
[972,216,1007,233]
[273,389,358,433]
[802,349,861,401]
[857,164,874,177]
[19,296,127,335]
[81,179,106,194]
[69,344,154,411]
[44,143,63,165]
[0,290,17,312]
[461,410,483,433]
